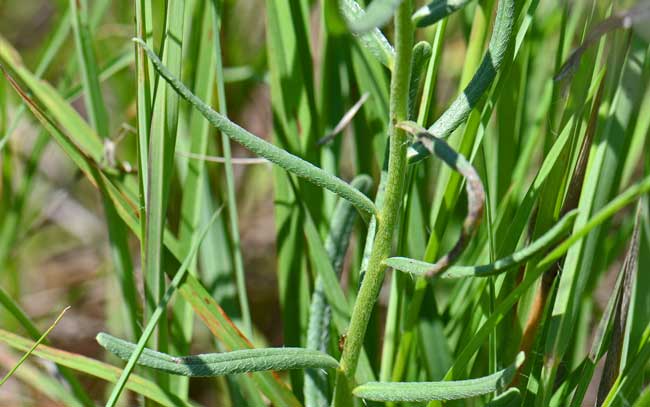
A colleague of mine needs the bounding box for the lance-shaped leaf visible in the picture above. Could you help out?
[384,209,578,278]
[408,0,514,162]
[133,38,376,219]
[413,0,477,28]
[97,333,339,377]
[408,41,432,119]
[353,352,524,402]
[399,121,484,277]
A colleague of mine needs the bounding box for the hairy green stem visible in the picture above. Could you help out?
[333,1,414,405]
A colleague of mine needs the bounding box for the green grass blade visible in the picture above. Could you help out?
[0,329,192,407]
[134,0,153,203]
[0,306,69,386]
[69,0,140,342]
[600,325,650,407]
[69,0,108,138]
[142,0,185,367]
[596,203,643,403]
[210,0,252,336]
[104,204,223,406]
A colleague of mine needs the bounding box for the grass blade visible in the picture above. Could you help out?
[408,0,514,162]
[0,306,69,386]
[0,329,191,407]
[142,0,185,369]
[596,202,643,404]
[209,0,252,336]
[104,205,223,406]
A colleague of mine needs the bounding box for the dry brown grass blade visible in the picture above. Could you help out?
[596,202,643,404]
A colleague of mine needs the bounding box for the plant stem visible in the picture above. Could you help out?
[333,1,413,403]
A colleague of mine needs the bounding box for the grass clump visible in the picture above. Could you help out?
[0,0,649,406]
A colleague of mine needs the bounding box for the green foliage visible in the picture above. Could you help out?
[0,0,649,406]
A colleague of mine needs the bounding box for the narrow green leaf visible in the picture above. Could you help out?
[399,121,485,276]
[0,306,69,386]
[134,38,376,218]
[104,204,223,406]
[596,203,643,404]
[99,334,339,376]
[209,0,252,336]
[408,0,515,162]
[600,326,650,407]
[142,0,185,365]
[353,352,524,402]
[384,209,578,278]
[408,41,432,119]
[69,0,109,138]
